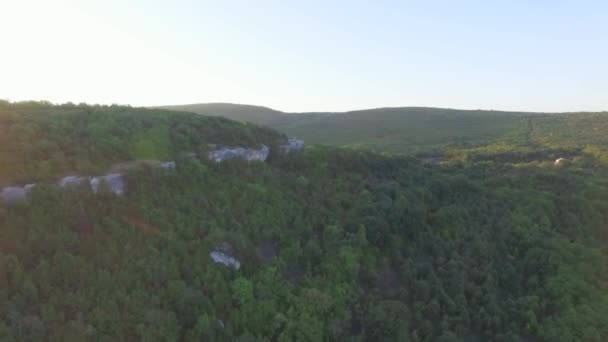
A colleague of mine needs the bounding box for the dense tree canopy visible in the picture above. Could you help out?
[0,101,607,341]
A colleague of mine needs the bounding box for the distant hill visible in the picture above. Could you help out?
[162,103,608,156]
[161,103,537,153]
[160,103,288,126]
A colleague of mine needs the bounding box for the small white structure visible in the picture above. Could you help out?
[554,157,567,165]
[210,250,241,270]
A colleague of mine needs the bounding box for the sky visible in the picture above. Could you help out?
[0,0,607,112]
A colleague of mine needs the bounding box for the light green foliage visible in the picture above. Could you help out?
[131,126,171,160]
[232,277,254,306]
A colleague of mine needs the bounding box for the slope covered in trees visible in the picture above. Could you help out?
[163,103,608,158]
[1,101,607,341]
[161,104,532,154]
[0,100,283,185]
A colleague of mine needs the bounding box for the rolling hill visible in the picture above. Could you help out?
[161,104,537,154]
[160,103,288,127]
[163,103,608,162]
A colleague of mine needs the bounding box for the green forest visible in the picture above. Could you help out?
[1,101,608,341]
[164,103,608,157]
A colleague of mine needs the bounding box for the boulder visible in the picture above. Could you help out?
[210,250,241,270]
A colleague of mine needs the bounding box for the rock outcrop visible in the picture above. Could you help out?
[58,176,88,188]
[210,250,241,270]
[208,144,270,163]
[0,160,173,204]
[280,139,305,153]
[161,161,176,170]
[2,139,304,203]
[57,174,125,195]
[0,184,35,203]
[90,173,125,195]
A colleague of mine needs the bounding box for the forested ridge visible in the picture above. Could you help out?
[0,100,282,185]
[1,101,607,341]
[163,103,608,157]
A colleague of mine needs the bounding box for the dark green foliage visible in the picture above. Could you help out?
[0,101,607,341]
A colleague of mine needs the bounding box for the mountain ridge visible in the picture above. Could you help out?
[160,103,536,154]
[159,102,608,115]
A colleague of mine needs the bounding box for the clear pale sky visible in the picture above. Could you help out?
[1,0,606,112]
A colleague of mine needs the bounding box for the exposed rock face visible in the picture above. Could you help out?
[208,145,270,163]
[58,174,126,195]
[90,173,125,195]
[58,176,88,188]
[1,184,35,203]
[280,139,305,153]
[161,161,176,170]
[2,140,289,203]
[109,159,178,173]
[210,250,241,270]
[2,160,171,203]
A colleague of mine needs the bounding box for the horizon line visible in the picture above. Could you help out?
[3,98,608,115]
